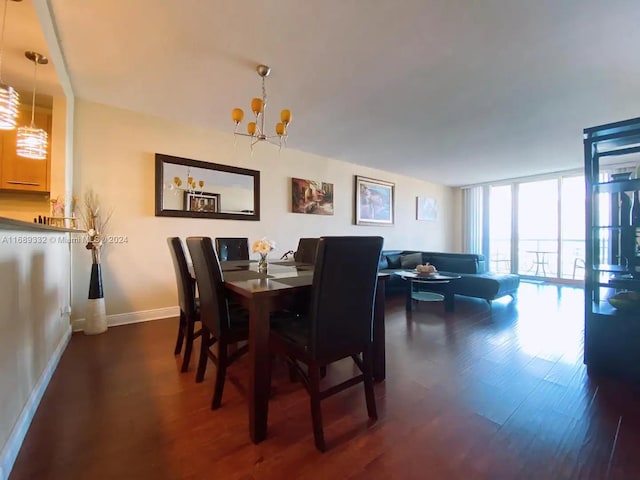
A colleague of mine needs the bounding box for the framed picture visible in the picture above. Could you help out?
[184,191,220,213]
[417,196,438,221]
[291,178,334,215]
[354,175,395,225]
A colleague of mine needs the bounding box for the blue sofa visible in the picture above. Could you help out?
[379,250,520,304]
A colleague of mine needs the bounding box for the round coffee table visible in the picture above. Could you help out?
[393,271,461,312]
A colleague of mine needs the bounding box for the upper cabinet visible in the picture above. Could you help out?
[0,106,51,193]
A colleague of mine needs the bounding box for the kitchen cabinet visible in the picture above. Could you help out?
[0,106,51,193]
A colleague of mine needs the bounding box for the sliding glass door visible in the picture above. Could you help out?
[518,179,559,278]
[482,174,585,283]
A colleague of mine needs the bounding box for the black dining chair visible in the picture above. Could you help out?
[167,237,202,372]
[293,237,319,265]
[269,236,383,451]
[186,236,250,409]
[214,237,249,261]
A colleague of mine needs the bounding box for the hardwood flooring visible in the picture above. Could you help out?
[9,283,640,479]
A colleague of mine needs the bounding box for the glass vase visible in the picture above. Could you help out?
[258,253,268,273]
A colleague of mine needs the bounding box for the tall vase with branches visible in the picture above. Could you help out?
[78,190,113,335]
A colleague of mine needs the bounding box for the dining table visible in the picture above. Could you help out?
[216,259,388,444]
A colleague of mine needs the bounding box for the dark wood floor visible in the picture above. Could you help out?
[10,283,640,479]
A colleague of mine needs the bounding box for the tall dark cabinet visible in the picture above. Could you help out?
[584,117,640,381]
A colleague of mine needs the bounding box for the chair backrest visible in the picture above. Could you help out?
[307,236,383,359]
[186,237,230,338]
[167,237,197,318]
[215,237,249,261]
[294,237,319,264]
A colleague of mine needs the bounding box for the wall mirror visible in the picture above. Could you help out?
[155,153,260,221]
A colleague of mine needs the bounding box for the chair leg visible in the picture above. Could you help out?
[195,329,209,383]
[211,342,228,410]
[309,363,326,452]
[362,345,378,420]
[174,311,185,355]
[288,361,299,382]
[180,318,194,372]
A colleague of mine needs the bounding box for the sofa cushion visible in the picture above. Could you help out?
[429,255,478,274]
[378,256,389,270]
[386,254,402,269]
[400,252,422,269]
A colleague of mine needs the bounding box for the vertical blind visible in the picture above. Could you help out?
[462,186,483,254]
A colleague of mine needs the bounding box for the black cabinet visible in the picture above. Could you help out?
[583,117,640,381]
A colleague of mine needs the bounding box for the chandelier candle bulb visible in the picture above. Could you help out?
[232,108,244,124]
[280,109,291,125]
[251,98,264,115]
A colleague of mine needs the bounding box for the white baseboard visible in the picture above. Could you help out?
[72,305,179,332]
[0,324,72,480]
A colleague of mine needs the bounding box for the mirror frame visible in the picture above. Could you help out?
[154,153,261,221]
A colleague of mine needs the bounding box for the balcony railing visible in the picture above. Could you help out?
[489,238,586,280]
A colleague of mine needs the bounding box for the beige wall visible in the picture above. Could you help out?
[71,100,457,319]
[0,229,70,458]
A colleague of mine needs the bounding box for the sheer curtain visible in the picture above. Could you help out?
[462,186,483,254]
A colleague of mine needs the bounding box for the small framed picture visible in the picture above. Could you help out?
[354,175,395,226]
[416,196,438,221]
[291,178,334,215]
[184,191,220,213]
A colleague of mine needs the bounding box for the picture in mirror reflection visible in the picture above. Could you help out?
[185,191,220,212]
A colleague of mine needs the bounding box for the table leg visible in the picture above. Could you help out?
[405,278,412,312]
[373,277,386,382]
[444,287,455,313]
[248,297,271,444]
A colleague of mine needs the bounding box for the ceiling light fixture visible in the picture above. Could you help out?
[0,0,20,130]
[17,51,48,159]
[231,64,291,151]
[167,168,205,194]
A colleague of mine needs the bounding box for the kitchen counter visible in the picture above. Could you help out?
[0,215,84,233]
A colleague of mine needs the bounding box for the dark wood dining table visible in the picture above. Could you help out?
[218,259,388,444]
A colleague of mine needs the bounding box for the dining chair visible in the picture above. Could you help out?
[214,237,250,261]
[186,236,250,409]
[167,237,202,372]
[294,237,319,264]
[269,236,384,451]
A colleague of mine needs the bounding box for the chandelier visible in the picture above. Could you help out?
[0,0,20,130]
[16,51,48,159]
[167,168,205,194]
[231,64,291,150]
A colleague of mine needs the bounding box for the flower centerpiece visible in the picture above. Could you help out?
[252,237,275,273]
[49,195,78,227]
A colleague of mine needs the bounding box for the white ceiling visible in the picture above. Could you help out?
[32,1,640,185]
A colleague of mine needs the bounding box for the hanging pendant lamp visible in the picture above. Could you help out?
[16,50,48,159]
[0,0,21,130]
[231,64,292,151]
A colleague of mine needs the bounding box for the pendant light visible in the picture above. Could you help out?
[231,64,291,151]
[0,0,20,130]
[16,50,48,159]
